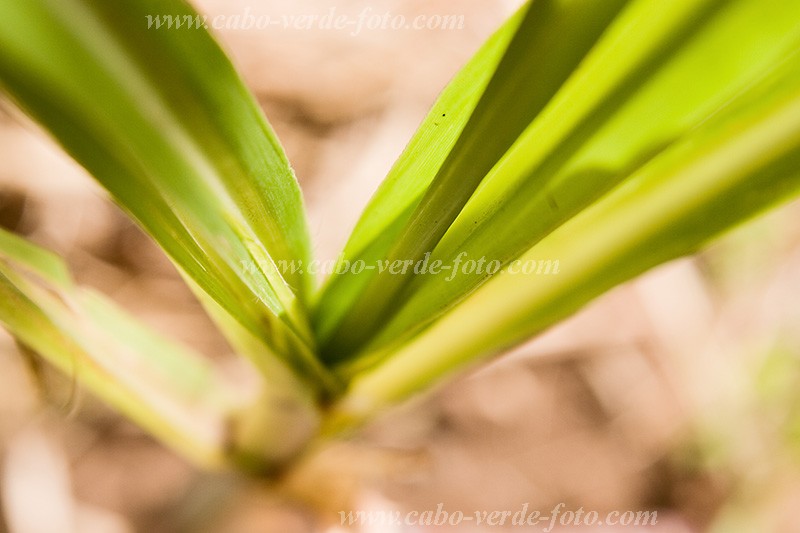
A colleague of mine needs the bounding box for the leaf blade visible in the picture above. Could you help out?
[0,229,234,466]
[0,0,321,383]
[360,0,800,357]
[331,52,800,424]
[318,0,633,359]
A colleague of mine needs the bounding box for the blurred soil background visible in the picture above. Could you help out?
[1,1,800,532]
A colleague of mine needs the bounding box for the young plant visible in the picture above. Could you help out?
[1,0,799,476]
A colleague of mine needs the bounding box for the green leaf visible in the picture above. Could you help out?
[0,0,323,385]
[317,0,633,360]
[330,50,800,425]
[311,4,526,345]
[0,228,71,289]
[0,228,236,466]
[358,0,800,359]
[0,228,322,468]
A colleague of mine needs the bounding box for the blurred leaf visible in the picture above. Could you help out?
[0,228,71,289]
[0,228,236,466]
